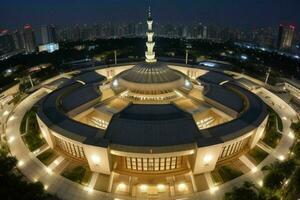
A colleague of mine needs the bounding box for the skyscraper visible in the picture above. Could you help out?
[23,24,36,53]
[276,24,284,49]
[12,30,25,50]
[0,30,15,53]
[282,25,295,49]
[41,25,57,44]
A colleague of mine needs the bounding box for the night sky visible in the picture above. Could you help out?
[1,0,300,29]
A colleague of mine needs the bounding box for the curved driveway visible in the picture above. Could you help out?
[4,76,297,200]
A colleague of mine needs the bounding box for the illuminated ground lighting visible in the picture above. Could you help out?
[8,136,15,143]
[54,160,60,165]
[112,79,119,87]
[8,115,15,121]
[117,183,127,191]
[46,167,53,175]
[258,180,263,187]
[177,183,187,192]
[210,186,219,194]
[284,179,290,185]
[278,155,285,161]
[157,184,166,192]
[44,185,48,190]
[251,167,258,173]
[288,131,295,140]
[85,186,93,194]
[240,55,248,60]
[17,160,24,167]
[282,116,287,120]
[139,184,148,192]
[3,110,9,116]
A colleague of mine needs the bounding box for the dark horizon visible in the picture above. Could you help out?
[1,0,300,30]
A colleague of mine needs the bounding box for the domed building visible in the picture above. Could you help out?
[36,8,268,198]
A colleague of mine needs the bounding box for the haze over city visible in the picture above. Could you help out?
[1,0,300,28]
[0,1,300,200]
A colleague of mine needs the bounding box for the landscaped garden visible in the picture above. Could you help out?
[37,149,59,166]
[247,146,269,164]
[61,164,92,185]
[20,107,45,151]
[261,108,283,148]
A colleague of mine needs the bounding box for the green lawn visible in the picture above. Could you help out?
[218,165,243,182]
[262,108,283,148]
[20,108,45,151]
[62,166,87,184]
[247,146,268,164]
[37,149,58,166]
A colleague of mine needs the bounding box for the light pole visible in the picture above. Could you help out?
[114,50,117,65]
[265,67,271,84]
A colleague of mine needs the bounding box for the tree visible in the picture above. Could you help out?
[224,182,260,200]
[0,147,59,200]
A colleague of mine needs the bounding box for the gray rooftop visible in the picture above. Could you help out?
[118,62,184,84]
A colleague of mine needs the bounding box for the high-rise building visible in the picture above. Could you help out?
[277,24,295,49]
[41,25,57,44]
[282,25,295,49]
[276,24,284,49]
[23,24,36,53]
[12,30,25,50]
[0,30,15,53]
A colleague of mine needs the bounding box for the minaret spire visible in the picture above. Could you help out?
[145,6,156,63]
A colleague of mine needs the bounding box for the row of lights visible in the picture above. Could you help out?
[117,182,188,193]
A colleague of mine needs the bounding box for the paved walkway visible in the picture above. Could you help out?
[3,77,298,200]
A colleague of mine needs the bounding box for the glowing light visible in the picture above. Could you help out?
[44,185,48,190]
[288,131,295,140]
[33,178,38,182]
[201,62,216,67]
[91,155,101,165]
[117,183,127,191]
[9,115,15,121]
[278,155,285,161]
[184,79,191,87]
[112,79,119,87]
[46,168,53,175]
[139,184,148,192]
[8,136,15,143]
[210,186,219,194]
[177,183,187,192]
[54,160,59,165]
[203,154,213,164]
[240,55,248,60]
[285,179,290,185]
[3,110,9,116]
[157,184,166,192]
[282,116,287,120]
[251,167,258,173]
[17,160,24,167]
[258,180,263,187]
[86,186,93,193]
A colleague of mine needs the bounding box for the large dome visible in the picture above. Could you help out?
[112,62,191,96]
[117,62,184,84]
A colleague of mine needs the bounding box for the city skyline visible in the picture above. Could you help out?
[1,0,300,29]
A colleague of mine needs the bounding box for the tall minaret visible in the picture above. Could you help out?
[145,7,157,63]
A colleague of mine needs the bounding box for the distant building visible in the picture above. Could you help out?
[277,24,295,49]
[282,25,295,49]
[276,25,284,49]
[38,43,59,53]
[12,30,25,50]
[41,25,57,44]
[0,30,15,53]
[23,24,36,53]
